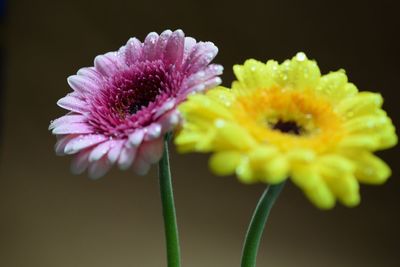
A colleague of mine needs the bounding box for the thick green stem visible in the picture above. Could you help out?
[241,182,286,267]
[158,137,181,267]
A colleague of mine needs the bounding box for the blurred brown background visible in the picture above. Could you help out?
[0,0,399,266]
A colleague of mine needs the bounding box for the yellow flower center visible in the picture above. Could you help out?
[234,87,345,152]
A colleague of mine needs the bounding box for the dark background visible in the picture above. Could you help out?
[0,0,399,266]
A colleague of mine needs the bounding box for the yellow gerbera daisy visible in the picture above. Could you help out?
[175,52,397,209]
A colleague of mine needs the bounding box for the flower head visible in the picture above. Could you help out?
[49,29,222,179]
[175,52,397,209]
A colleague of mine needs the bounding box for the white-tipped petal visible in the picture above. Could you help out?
[124,37,142,64]
[89,141,113,162]
[67,75,99,94]
[88,157,112,180]
[71,149,91,175]
[94,52,119,77]
[57,95,88,114]
[143,32,159,60]
[140,138,164,164]
[107,140,124,163]
[52,123,93,135]
[64,135,107,154]
[49,115,86,130]
[132,154,151,176]
[144,123,162,141]
[128,130,145,147]
[164,29,185,67]
[118,146,137,170]
[154,99,176,118]
[55,135,77,156]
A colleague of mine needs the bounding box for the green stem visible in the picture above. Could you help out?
[158,136,181,267]
[241,182,286,267]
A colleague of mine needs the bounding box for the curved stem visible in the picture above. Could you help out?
[158,136,181,267]
[241,182,286,267]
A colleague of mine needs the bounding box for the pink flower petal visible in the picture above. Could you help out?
[140,137,164,164]
[107,140,124,163]
[182,64,223,91]
[50,30,222,178]
[153,30,172,60]
[180,76,222,98]
[123,38,142,65]
[201,77,222,92]
[55,134,78,156]
[118,145,137,170]
[164,29,185,67]
[143,32,159,60]
[88,156,112,179]
[57,95,88,114]
[182,42,218,75]
[132,153,151,176]
[154,99,176,118]
[128,130,145,147]
[67,75,99,94]
[158,110,180,132]
[183,37,197,60]
[64,135,107,154]
[94,52,120,77]
[89,141,114,162]
[49,115,86,130]
[52,123,93,135]
[144,123,162,141]
[71,149,91,174]
[77,67,103,83]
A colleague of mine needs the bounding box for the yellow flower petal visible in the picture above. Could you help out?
[318,155,355,177]
[291,165,335,209]
[262,156,289,183]
[236,158,256,184]
[233,59,276,91]
[209,151,242,176]
[213,120,257,151]
[325,174,360,207]
[336,92,383,118]
[206,86,236,107]
[175,130,215,152]
[345,151,392,184]
[180,93,233,120]
[317,70,358,101]
[175,52,397,209]
[286,148,316,164]
[344,115,391,134]
[275,52,321,90]
[377,124,398,149]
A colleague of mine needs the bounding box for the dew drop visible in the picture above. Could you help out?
[305,113,313,120]
[296,52,307,61]
[215,119,225,128]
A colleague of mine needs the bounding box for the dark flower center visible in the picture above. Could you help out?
[271,120,303,135]
[111,61,169,117]
[88,60,182,138]
[127,75,165,115]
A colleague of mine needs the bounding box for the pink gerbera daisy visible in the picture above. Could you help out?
[49,29,222,179]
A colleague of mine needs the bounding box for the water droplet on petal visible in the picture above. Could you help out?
[296,52,307,61]
[215,119,225,128]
